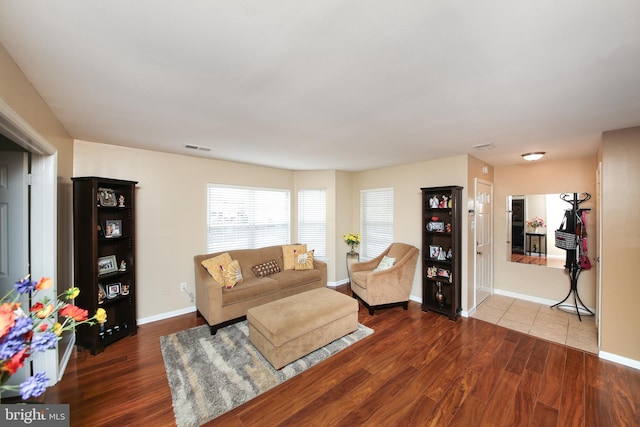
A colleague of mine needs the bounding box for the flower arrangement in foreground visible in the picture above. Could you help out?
[526,217,546,230]
[0,276,106,400]
[343,232,361,254]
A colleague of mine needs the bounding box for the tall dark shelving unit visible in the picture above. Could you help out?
[72,177,138,354]
[421,186,462,320]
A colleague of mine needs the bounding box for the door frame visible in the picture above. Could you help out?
[0,99,62,383]
[473,178,494,310]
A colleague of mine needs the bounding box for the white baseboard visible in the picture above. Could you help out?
[493,288,596,313]
[137,305,196,325]
[599,351,640,371]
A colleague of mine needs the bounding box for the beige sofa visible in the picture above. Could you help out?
[194,245,327,334]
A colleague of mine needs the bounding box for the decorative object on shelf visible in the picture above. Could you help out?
[0,275,105,400]
[119,260,127,271]
[437,249,447,261]
[97,255,118,276]
[427,221,445,232]
[98,188,117,207]
[118,194,125,207]
[104,219,122,238]
[429,245,441,259]
[106,283,121,299]
[121,284,130,296]
[430,196,439,208]
[526,216,546,233]
[343,232,361,255]
[435,282,446,307]
[98,283,106,304]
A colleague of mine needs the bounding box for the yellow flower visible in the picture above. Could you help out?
[52,322,63,336]
[65,287,80,300]
[95,308,107,324]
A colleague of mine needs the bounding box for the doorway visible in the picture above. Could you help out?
[474,179,493,307]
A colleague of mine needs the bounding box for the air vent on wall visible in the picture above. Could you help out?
[183,144,212,152]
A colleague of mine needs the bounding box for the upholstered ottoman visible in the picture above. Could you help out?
[246,287,358,369]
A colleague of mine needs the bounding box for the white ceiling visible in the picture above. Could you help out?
[1,1,639,171]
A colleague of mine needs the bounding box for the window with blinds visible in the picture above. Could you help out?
[360,188,394,260]
[206,184,290,253]
[297,189,326,259]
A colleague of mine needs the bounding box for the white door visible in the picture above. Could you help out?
[475,179,493,307]
[0,150,30,394]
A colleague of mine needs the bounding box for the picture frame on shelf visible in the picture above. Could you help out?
[98,283,106,304]
[426,221,445,232]
[106,282,121,299]
[429,245,442,259]
[98,188,117,207]
[98,255,118,276]
[104,219,122,238]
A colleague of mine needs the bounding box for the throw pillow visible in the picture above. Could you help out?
[373,255,396,272]
[282,244,307,270]
[251,259,281,278]
[201,253,232,287]
[223,260,244,288]
[294,250,315,271]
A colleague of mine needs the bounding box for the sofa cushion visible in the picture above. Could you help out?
[282,244,307,270]
[294,250,315,271]
[271,269,322,289]
[222,277,281,305]
[251,259,281,277]
[201,252,232,286]
[224,260,244,288]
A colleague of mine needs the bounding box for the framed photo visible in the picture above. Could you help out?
[106,282,121,299]
[98,255,118,276]
[104,220,122,238]
[98,283,106,304]
[429,245,441,259]
[426,221,445,232]
[98,188,117,207]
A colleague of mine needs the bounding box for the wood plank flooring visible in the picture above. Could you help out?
[39,285,640,426]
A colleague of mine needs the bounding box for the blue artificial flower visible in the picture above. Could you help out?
[0,336,26,359]
[13,277,37,294]
[30,331,58,352]
[19,371,49,400]
[7,316,33,339]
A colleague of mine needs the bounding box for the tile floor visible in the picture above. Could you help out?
[471,294,598,354]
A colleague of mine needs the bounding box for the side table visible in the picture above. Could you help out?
[346,252,359,284]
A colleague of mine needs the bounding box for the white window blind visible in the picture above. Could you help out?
[360,188,394,260]
[297,189,326,259]
[207,184,290,253]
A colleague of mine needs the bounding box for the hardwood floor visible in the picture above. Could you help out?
[41,285,640,426]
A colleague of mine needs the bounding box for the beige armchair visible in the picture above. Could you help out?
[350,242,419,315]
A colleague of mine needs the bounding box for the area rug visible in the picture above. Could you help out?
[160,320,373,427]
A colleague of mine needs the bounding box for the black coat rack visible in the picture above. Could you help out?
[550,192,593,320]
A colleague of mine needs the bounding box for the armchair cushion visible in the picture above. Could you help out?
[373,256,396,271]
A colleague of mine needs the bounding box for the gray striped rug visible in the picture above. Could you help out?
[160,320,373,426]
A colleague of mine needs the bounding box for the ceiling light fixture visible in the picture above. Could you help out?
[521,152,545,161]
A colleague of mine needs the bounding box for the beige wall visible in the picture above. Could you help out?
[494,156,598,306]
[0,43,74,287]
[73,140,296,319]
[600,127,640,361]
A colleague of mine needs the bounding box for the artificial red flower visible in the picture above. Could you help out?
[2,347,28,375]
[59,304,88,321]
[0,303,16,339]
[35,277,53,290]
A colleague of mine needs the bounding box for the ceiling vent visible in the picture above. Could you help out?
[183,144,212,152]
[472,143,493,150]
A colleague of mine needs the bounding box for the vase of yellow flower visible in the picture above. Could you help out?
[343,232,361,255]
[0,275,105,401]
